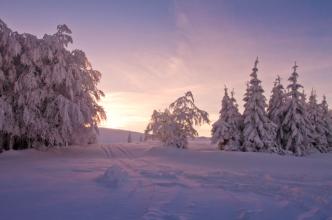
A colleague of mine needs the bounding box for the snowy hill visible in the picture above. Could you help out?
[0,140,331,219]
[97,127,144,144]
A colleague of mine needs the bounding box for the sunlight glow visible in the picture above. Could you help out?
[99,92,151,133]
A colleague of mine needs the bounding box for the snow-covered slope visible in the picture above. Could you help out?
[97,127,144,144]
[0,140,331,219]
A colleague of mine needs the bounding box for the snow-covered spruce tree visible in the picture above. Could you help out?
[230,89,243,131]
[281,63,314,156]
[267,76,286,149]
[307,90,328,152]
[0,19,106,151]
[211,87,242,150]
[242,58,277,152]
[320,95,332,150]
[145,91,209,148]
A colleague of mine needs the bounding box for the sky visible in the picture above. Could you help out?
[1,0,332,136]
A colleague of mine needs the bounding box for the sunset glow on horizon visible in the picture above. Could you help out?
[2,0,332,136]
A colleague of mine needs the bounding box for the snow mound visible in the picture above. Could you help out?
[97,165,129,188]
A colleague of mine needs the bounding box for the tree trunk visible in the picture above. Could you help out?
[9,135,14,150]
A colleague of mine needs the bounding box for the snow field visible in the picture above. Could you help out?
[0,140,331,219]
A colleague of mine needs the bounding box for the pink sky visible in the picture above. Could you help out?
[1,0,332,136]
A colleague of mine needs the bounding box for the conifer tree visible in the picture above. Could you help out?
[281,63,314,156]
[211,87,241,150]
[230,89,243,132]
[267,76,286,148]
[320,96,332,150]
[307,90,328,152]
[242,58,277,152]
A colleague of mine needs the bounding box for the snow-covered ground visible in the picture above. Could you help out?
[0,137,331,219]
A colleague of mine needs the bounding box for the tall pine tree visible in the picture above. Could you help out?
[267,76,285,149]
[281,63,314,156]
[242,58,277,152]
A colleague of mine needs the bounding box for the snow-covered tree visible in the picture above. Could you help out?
[281,63,314,156]
[0,19,106,151]
[0,19,20,150]
[211,87,242,150]
[145,109,182,146]
[242,58,277,152]
[307,90,329,152]
[320,96,332,150]
[230,89,243,130]
[169,91,210,148]
[145,91,209,148]
[267,76,286,148]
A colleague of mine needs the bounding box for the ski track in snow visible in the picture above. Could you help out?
[0,141,331,219]
[96,144,332,219]
[98,144,192,219]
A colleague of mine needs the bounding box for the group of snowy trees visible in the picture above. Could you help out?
[145,91,210,148]
[0,19,106,152]
[145,59,332,156]
[212,58,332,156]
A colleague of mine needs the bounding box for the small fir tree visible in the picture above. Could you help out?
[211,87,242,150]
[307,90,328,152]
